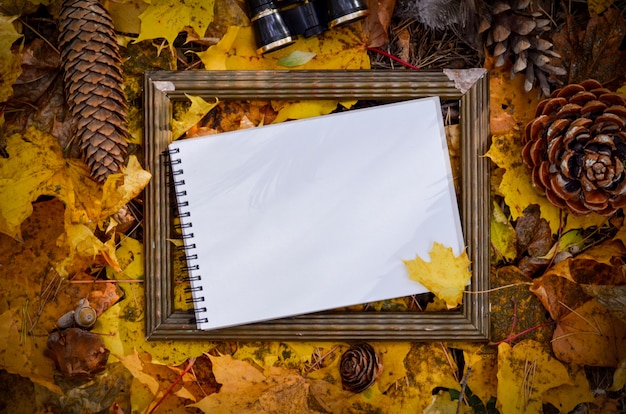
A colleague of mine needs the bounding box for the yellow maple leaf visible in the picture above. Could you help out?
[0,128,151,275]
[485,133,607,234]
[135,0,215,50]
[0,15,22,102]
[403,242,471,308]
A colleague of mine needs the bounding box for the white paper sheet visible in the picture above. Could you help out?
[168,97,464,330]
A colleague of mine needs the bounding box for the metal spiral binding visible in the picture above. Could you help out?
[165,147,207,325]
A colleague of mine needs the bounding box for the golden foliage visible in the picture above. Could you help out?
[404,242,471,308]
[0,14,22,102]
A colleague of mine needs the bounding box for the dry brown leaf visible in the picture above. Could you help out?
[552,299,626,367]
[45,328,110,377]
[363,0,396,47]
[552,9,626,86]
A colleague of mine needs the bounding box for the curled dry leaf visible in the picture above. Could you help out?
[45,328,110,377]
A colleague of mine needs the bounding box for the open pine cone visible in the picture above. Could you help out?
[339,343,382,393]
[522,79,626,216]
[481,0,565,95]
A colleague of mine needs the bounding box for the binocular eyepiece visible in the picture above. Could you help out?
[247,0,369,54]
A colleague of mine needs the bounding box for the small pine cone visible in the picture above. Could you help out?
[522,79,626,216]
[481,0,566,96]
[58,0,128,182]
[339,343,382,393]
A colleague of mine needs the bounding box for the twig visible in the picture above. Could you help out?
[305,346,339,373]
[29,267,63,334]
[67,279,144,283]
[148,357,197,414]
[464,282,533,294]
[456,366,471,414]
[18,18,60,54]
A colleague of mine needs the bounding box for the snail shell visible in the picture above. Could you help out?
[57,298,97,329]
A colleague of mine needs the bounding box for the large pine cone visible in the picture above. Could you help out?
[522,79,626,216]
[481,0,565,96]
[339,343,382,393]
[58,0,128,182]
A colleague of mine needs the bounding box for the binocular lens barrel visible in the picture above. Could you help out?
[249,0,296,54]
[328,0,368,28]
[248,0,368,54]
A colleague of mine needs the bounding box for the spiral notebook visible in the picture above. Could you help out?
[168,97,464,330]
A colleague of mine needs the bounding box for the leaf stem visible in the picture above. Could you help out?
[367,47,421,70]
[148,357,197,414]
[489,320,556,346]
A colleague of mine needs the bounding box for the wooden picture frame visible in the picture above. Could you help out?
[143,70,490,340]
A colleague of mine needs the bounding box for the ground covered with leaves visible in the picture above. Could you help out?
[1,0,626,412]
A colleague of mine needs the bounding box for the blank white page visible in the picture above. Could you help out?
[168,97,464,330]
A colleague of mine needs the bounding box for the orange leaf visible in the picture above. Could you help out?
[552,299,626,367]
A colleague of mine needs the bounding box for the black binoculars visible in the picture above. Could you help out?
[247,0,369,54]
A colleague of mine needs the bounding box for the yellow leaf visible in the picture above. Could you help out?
[0,129,66,241]
[490,201,517,261]
[424,390,473,414]
[191,359,313,413]
[485,133,607,234]
[175,385,197,402]
[106,236,144,280]
[486,132,561,233]
[392,343,461,413]
[0,14,22,102]
[542,366,594,413]
[497,340,573,414]
[588,0,615,14]
[100,156,152,221]
[172,95,219,139]
[403,242,471,308]
[197,24,369,70]
[0,128,151,274]
[117,350,160,396]
[271,100,350,123]
[486,52,541,135]
[464,345,498,405]
[375,342,412,392]
[0,308,61,394]
[107,0,147,35]
[233,342,281,373]
[610,358,626,391]
[209,354,267,391]
[96,283,218,365]
[135,0,215,49]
